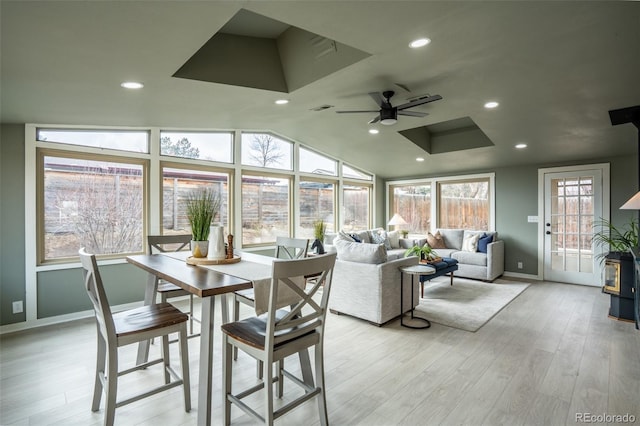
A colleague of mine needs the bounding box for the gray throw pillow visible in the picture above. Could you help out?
[334,239,387,264]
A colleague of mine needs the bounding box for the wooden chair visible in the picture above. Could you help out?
[232,236,309,378]
[221,253,337,425]
[148,234,200,337]
[78,248,191,426]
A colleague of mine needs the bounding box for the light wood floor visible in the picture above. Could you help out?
[1,280,639,426]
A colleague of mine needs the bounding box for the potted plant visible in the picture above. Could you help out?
[592,217,638,263]
[400,229,409,239]
[311,219,326,254]
[404,244,440,263]
[186,187,221,258]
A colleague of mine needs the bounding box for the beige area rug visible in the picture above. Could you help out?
[413,277,530,332]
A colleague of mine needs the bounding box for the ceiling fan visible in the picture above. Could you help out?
[336,90,442,125]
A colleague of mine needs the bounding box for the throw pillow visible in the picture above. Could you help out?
[334,239,387,264]
[426,231,446,249]
[387,230,400,249]
[477,233,494,253]
[349,233,362,243]
[336,230,356,242]
[371,230,392,250]
[462,232,481,252]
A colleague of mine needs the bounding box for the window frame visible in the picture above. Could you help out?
[37,147,149,265]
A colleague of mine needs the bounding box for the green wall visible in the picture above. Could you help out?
[1,124,26,324]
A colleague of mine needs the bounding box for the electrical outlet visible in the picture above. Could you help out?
[517,262,523,269]
[12,301,23,314]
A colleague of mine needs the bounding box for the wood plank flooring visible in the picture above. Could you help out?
[1,280,639,425]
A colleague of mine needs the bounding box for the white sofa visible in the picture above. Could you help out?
[327,237,419,326]
[414,229,504,281]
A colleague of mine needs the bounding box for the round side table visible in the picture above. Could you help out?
[399,264,435,329]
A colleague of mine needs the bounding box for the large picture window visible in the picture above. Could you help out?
[389,183,431,234]
[438,178,490,229]
[161,165,230,235]
[241,174,290,245]
[39,151,146,262]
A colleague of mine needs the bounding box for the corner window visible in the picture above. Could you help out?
[39,151,146,262]
[342,184,371,231]
[298,180,335,238]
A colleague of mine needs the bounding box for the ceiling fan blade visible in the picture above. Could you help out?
[398,110,428,117]
[396,94,443,111]
[368,115,381,124]
[368,92,385,107]
[336,110,380,114]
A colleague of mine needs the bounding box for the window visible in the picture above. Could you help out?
[298,180,335,238]
[342,164,372,181]
[160,131,233,163]
[241,133,292,170]
[39,151,146,262]
[241,174,290,245]
[438,178,490,229]
[37,128,149,153]
[342,184,370,231]
[389,183,431,234]
[299,147,337,176]
[161,165,230,235]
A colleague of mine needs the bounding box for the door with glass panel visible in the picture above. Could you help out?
[543,169,603,286]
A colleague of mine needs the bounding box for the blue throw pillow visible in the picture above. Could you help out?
[349,233,362,243]
[477,233,493,253]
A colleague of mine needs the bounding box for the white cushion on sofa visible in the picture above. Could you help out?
[335,239,387,264]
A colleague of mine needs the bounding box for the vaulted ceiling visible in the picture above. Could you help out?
[1,1,639,178]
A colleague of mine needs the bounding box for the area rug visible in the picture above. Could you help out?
[413,277,530,332]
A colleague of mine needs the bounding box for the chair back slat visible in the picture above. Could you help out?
[148,234,192,254]
[79,248,116,340]
[265,253,336,349]
[275,237,309,260]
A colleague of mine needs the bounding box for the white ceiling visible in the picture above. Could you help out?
[1,1,639,179]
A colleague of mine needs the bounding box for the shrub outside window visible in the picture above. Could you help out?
[241,174,290,245]
[40,152,146,262]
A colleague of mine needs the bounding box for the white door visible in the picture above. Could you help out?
[543,167,606,286]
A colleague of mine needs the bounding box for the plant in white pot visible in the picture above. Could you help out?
[186,187,221,258]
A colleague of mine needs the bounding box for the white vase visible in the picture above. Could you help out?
[207,225,226,260]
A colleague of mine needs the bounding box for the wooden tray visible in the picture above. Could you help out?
[420,257,442,265]
[186,255,241,265]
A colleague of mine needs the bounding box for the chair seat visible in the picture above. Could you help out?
[113,302,188,338]
[222,309,317,350]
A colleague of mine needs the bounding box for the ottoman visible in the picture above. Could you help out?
[419,257,459,297]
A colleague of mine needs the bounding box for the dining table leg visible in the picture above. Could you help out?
[197,294,215,426]
[136,273,159,365]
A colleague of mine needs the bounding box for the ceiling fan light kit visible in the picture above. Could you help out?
[337,90,442,125]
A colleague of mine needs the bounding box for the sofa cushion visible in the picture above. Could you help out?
[356,230,371,243]
[334,239,387,264]
[462,232,481,252]
[452,250,488,266]
[477,233,494,253]
[438,229,464,250]
[426,231,447,249]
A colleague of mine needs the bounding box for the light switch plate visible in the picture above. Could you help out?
[527,216,539,223]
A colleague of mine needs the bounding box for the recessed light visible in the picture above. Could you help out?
[368,129,379,134]
[416,157,425,162]
[484,101,499,109]
[515,143,527,149]
[121,81,144,89]
[409,38,431,48]
[275,99,289,105]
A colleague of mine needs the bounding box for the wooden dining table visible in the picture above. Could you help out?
[126,251,254,426]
